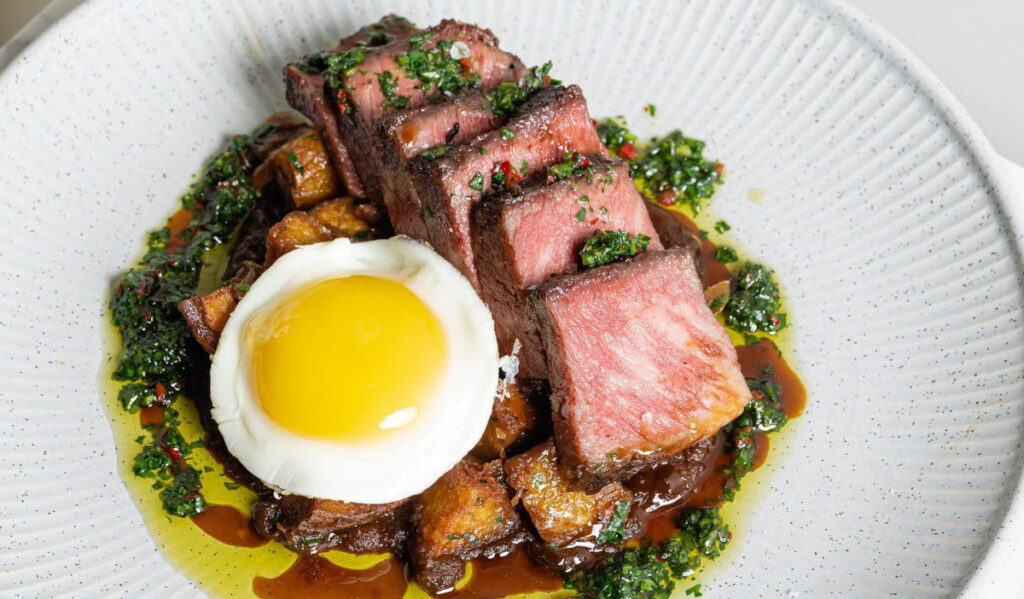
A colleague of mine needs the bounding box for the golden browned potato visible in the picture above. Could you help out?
[505,439,633,547]
[178,262,262,353]
[263,211,334,265]
[308,196,371,238]
[472,383,537,460]
[273,131,342,208]
[412,457,527,593]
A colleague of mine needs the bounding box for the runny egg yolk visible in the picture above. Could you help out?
[245,275,447,442]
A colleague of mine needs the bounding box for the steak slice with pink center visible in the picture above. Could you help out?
[531,247,751,491]
[472,157,662,379]
[284,15,417,198]
[409,85,606,288]
[332,19,526,199]
[374,89,503,239]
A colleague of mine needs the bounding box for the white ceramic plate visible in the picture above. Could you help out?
[1,0,1023,597]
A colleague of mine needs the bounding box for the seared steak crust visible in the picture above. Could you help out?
[410,85,606,288]
[284,15,417,197]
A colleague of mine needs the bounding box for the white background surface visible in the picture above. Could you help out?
[3,0,1024,162]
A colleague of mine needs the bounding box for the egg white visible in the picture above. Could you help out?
[210,236,499,504]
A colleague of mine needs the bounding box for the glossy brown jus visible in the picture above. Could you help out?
[252,555,408,599]
[736,338,807,419]
[445,549,564,599]
[670,211,733,287]
[191,505,269,548]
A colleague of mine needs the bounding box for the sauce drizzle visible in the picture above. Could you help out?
[445,549,564,599]
[191,504,269,548]
[252,554,407,599]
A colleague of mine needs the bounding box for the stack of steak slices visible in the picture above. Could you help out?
[205,14,753,593]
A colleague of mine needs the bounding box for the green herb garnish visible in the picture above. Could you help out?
[723,262,786,334]
[579,230,652,268]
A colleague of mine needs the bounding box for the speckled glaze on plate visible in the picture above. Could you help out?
[1,0,1023,597]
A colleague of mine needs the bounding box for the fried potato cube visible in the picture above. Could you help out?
[412,457,525,592]
[308,196,371,238]
[505,439,634,547]
[178,265,261,353]
[263,211,333,265]
[273,131,342,208]
[473,383,537,460]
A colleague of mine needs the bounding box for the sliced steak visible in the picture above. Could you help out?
[473,157,661,378]
[530,248,751,491]
[331,19,527,199]
[410,85,606,288]
[505,439,636,572]
[284,15,417,198]
[374,88,503,239]
[410,457,530,593]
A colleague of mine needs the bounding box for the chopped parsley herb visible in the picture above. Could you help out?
[286,150,304,174]
[396,32,481,99]
[420,144,452,160]
[376,70,409,109]
[596,501,632,544]
[575,207,587,222]
[468,171,485,191]
[501,127,515,140]
[646,103,657,116]
[685,584,702,597]
[631,130,723,215]
[579,230,652,268]
[723,364,789,500]
[447,533,481,545]
[724,262,786,334]
[714,245,738,263]
[111,126,269,517]
[714,220,731,233]
[596,116,637,154]
[478,147,488,155]
[224,482,240,491]
[236,283,251,292]
[564,507,730,599]
[546,150,593,182]
[322,46,368,96]
[487,61,559,116]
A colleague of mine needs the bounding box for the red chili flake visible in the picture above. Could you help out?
[591,118,598,127]
[656,191,675,206]
[589,217,599,225]
[751,390,764,401]
[459,58,473,72]
[142,310,153,324]
[165,445,182,462]
[715,162,725,177]
[579,155,591,168]
[544,75,551,87]
[496,160,522,185]
[336,90,350,113]
[155,382,167,402]
[620,142,636,160]
[769,314,781,328]
[116,284,123,294]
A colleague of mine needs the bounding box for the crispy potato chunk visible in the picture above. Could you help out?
[273,131,342,208]
[473,383,537,460]
[505,439,633,547]
[178,266,261,353]
[412,457,526,593]
[264,211,333,265]
[264,198,370,265]
[308,196,372,238]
